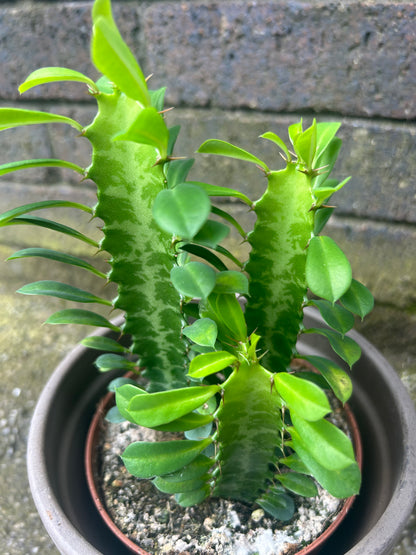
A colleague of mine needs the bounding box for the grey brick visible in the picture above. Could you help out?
[144,1,416,119]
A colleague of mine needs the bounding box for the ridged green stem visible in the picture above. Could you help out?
[245,163,314,372]
[85,91,186,390]
[213,360,282,502]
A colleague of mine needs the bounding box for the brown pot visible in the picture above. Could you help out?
[85,386,362,555]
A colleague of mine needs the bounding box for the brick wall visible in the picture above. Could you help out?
[0,0,415,371]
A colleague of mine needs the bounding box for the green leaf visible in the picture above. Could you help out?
[314,122,341,165]
[0,108,83,132]
[114,107,169,159]
[170,262,216,299]
[184,421,213,441]
[153,474,209,494]
[18,67,98,94]
[0,200,92,226]
[182,318,218,348]
[149,86,166,111]
[81,335,127,353]
[189,351,237,379]
[92,15,150,106]
[193,220,229,248]
[160,454,213,482]
[116,383,147,422]
[167,125,181,157]
[306,236,352,302]
[305,328,361,368]
[3,215,99,247]
[313,176,351,206]
[153,412,213,433]
[213,293,247,342]
[299,355,353,404]
[45,309,120,331]
[175,486,210,507]
[166,158,195,189]
[340,278,374,319]
[294,119,317,170]
[94,353,136,372]
[121,438,212,479]
[188,181,252,206]
[126,385,220,427]
[260,131,290,160]
[309,299,355,335]
[17,281,112,306]
[211,206,246,239]
[197,139,269,172]
[276,472,318,497]
[288,121,303,147]
[312,137,342,190]
[279,454,310,474]
[0,159,85,177]
[290,413,356,471]
[105,405,126,424]
[95,75,114,94]
[215,245,244,269]
[107,376,138,392]
[153,184,211,240]
[179,244,228,272]
[313,206,334,235]
[273,372,331,421]
[289,428,361,498]
[7,248,107,279]
[257,490,295,521]
[214,271,249,296]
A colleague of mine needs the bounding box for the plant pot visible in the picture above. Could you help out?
[84,380,362,554]
[27,308,416,554]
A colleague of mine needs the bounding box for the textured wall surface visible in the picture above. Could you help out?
[0,1,415,553]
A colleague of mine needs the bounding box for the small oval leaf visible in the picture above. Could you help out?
[153,184,211,240]
[170,262,216,299]
[183,318,218,348]
[115,107,169,159]
[0,108,83,132]
[299,355,353,404]
[197,139,269,172]
[17,280,112,305]
[309,299,355,335]
[126,385,220,427]
[290,414,356,471]
[92,16,150,106]
[340,278,374,319]
[45,309,120,331]
[274,372,331,421]
[7,248,107,279]
[122,438,212,479]
[94,353,136,372]
[276,472,318,497]
[189,351,237,379]
[19,67,98,94]
[305,328,361,368]
[81,335,127,353]
[214,271,249,296]
[306,236,352,302]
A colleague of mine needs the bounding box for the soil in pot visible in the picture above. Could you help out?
[87,394,360,555]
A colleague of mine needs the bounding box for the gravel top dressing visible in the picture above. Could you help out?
[97,419,344,555]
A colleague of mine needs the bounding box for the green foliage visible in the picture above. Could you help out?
[0,0,374,527]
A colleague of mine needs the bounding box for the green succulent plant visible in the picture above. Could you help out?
[0,0,374,523]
